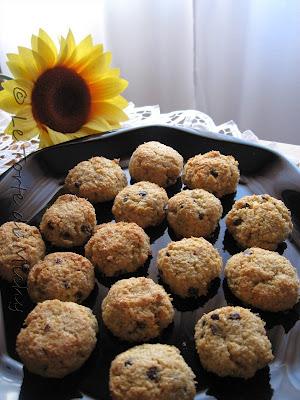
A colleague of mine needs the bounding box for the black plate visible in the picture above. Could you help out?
[0,125,299,400]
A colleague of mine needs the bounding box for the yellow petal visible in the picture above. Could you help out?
[5,107,39,141]
[85,116,112,131]
[66,34,95,65]
[90,77,128,101]
[17,47,41,79]
[38,29,58,60]
[107,95,128,109]
[79,52,112,81]
[91,101,128,123]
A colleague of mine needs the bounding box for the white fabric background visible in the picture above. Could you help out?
[0,0,300,144]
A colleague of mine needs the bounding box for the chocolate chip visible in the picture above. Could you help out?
[81,225,92,234]
[123,196,129,203]
[261,195,268,200]
[63,281,71,289]
[198,212,204,220]
[139,190,147,197]
[55,258,62,264]
[75,291,83,302]
[210,324,219,335]
[242,203,251,208]
[124,359,133,367]
[146,367,160,382]
[229,313,241,320]
[74,181,81,189]
[47,221,55,230]
[166,252,170,257]
[233,218,243,226]
[211,313,219,320]
[136,321,146,330]
[244,249,253,256]
[202,319,206,327]
[210,169,219,178]
[21,263,30,273]
[44,324,51,332]
[180,204,184,209]
[188,287,199,297]
[61,232,71,240]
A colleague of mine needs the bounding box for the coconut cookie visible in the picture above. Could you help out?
[65,156,127,203]
[40,194,96,248]
[109,344,196,400]
[182,150,240,198]
[157,237,222,298]
[0,222,45,282]
[194,306,273,379]
[129,141,183,187]
[16,299,98,378]
[27,252,95,304]
[167,189,222,238]
[102,277,174,342]
[85,222,151,277]
[226,194,293,250]
[225,248,299,312]
[112,181,168,229]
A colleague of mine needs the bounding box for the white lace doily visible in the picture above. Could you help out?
[0,103,295,175]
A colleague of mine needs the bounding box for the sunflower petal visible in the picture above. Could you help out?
[5,106,39,141]
[107,95,128,109]
[91,102,128,123]
[79,52,112,81]
[38,29,58,60]
[90,77,128,101]
[85,116,112,132]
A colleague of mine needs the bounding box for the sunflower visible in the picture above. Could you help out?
[0,29,128,148]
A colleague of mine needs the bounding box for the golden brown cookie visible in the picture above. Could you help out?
[109,344,196,400]
[0,222,45,282]
[157,237,222,298]
[194,306,273,379]
[167,189,222,238]
[27,252,95,303]
[225,248,299,311]
[226,194,293,250]
[102,277,174,341]
[129,141,183,187]
[182,150,240,197]
[85,222,151,277]
[40,194,96,247]
[16,299,98,378]
[112,181,168,228]
[65,156,127,203]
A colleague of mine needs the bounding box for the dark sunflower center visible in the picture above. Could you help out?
[31,66,91,133]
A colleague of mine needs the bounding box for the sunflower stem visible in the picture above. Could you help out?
[0,74,12,80]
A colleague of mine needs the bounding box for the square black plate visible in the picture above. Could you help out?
[0,125,299,400]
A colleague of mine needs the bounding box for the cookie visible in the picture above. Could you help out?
[109,344,196,400]
[40,194,97,248]
[225,248,299,312]
[16,299,98,378]
[112,181,168,228]
[0,222,45,282]
[157,237,222,298]
[167,189,222,238]
[65,156,127,203]
[85,222,151,277]
[129,141,183,187]
[194,306,273,379]
[182,150,240,197]
[226,194,293,250]
[27,252,95,304]
[102,277,174,342]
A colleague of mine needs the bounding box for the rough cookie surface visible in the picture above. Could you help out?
[65,156,127,203]
[129,141,183,187]
[40,194,97,248]
[112,181,168,228]
[109,344,196,400]
[85,222,151,277]
[16,299,98,378]
[0,222,45,282]
[225,248,299,311]
[182,150,240,197]
[102,277,174,342]
[226,194,293,250]
[157,237,222,298]
[167,189,222,238]
[194,306,274,379]
[27,252,95,304]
